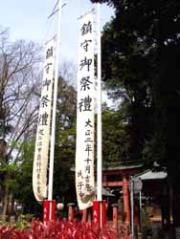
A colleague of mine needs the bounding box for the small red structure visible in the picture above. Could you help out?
[43,200,56,224]
[102,163,143,225]
[92,200,106,228]
[81,209,87,223]
[112,203,119,230]
[67,203,75,221]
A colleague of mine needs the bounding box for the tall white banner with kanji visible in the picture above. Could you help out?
[76,12,95,210]
[33,39,55,202]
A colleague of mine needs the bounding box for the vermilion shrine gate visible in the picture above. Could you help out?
[102,163,143,225]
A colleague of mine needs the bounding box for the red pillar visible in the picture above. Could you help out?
[122,175,130,225]
[67,203,75,221]
[81,209,87,223]
[43,200,56,224]
[112,203,118,231]
[92,200,106,228]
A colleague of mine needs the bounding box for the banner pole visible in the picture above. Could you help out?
[96,2,102,203]
[48,0,62,213]
[93,3,106,229]
[130,176,135,239]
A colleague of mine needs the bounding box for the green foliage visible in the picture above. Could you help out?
[91,0,180,226]
[53,77,77,203]
[102,108,129,164]
[0,216,8,226]
[0,30,41,217]
[91,0,180,168]
[15,214,33,229]
[98,8,156,163]
[1,76,77,216]
[14,139,42,216]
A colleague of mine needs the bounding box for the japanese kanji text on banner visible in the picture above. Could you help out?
[33,39,55,202]
[76,12,95,210]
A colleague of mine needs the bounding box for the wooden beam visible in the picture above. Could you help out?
[103,181,123,187]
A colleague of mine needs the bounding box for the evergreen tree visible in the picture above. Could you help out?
[91,0,180,228]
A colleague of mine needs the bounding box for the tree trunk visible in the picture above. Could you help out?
[8,193,13,215]
[172,182,180,239]
[2,182,9,221]
[167,176,180,239]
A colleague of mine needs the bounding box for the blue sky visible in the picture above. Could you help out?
[0,0,114,61]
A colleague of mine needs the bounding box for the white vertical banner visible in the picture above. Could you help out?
[33,39,55,202]
[76,12,95,210]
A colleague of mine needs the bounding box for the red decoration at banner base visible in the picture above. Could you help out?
[43,200,56,224]
[92,200,106,228]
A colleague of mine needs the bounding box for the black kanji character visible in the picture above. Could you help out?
[85,137,93,143]
[85,175,90,183]
[77,181,84,190]
[85,164,90,174]
[85,130,92,136]
[77,170,83,179]
[37,141,42,147]
[80,57,92,72]
[38,129,44,135]
[43,78,51,91]
[81,21,92,35]
[41,95,49,108]
[39,112,49,125]
[85,118,92,127]
[79,95,92,112]
[46,46,53,59]
[80,76,92,91]
[81,39,92,52]
[85,157,92,164]
[85,143,92,156]
[86,183,93,192]
[45,63,52,74]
